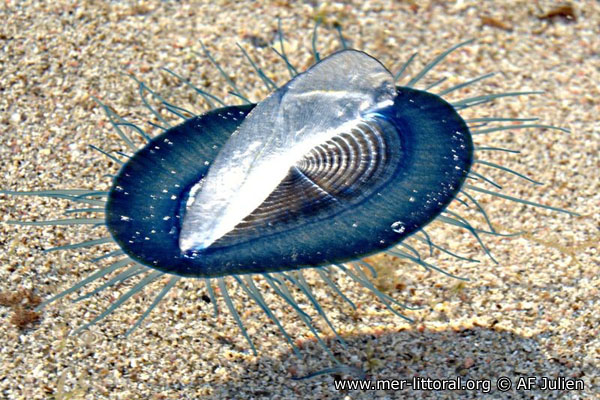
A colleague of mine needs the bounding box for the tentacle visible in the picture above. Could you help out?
[91,249,125,263]
[316,268,357,310]
[114,152,131,162]
[311,19,321,63]
[161,101,195,120]
[74,192,108,199]
[147,121,168,132]
[460,190,497,233]
[262,274,311,321]
[197,42,251,104]
[406,39,475,87]
[356,259,377,278]
[334,23,347,50]
[236,42,277,91]
[72,270,164,335]
[475,159,543,185]
[394,52,418,82]
[217,277,257,355]
[0,190,106,206]
[275,17,298,78]
[397,242,422,261]
[96,99,151,142]
[335,263,416,320]
[453,196,470,208]
[280,271,346,348]
[385,248,470,281]
[34,258,134,311]
[113,120,152,142]
[452,91,543,109]
[472,124,570,135]
[419,229,434,257]
[63,208,105,215]
[204,278,219,318]
[423,76,447,91]
[413,234,480,263]
[466,116,538,124]
[469,171,503,190]
[121,73,172,128]
[235,275,302,358]
[125,276,179,337]
[438,212,498,264]
[437,72,496,96]
[263,273,338,362]
[474,146,520,154]
[228,91,251,103]
[7,218,104,226]
[465,184,579,216]
[353,263,420,311]
[72,264,145,303]
[160,67,225,109]
[89,144,125,165]
[43,237,113,253]
[91,96,138,149]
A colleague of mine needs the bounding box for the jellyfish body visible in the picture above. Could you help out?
[106,50,473,278]
[2,29,576,360]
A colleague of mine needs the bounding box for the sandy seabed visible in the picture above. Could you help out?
[0,1,598,399]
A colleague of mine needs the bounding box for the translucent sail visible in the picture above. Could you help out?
[179,50,396,252]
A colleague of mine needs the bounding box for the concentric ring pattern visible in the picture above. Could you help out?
[216,117,400,245]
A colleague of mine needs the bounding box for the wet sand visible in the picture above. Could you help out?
[0,1,598,399]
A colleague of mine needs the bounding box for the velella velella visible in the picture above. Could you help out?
[1,24,577,363]
[107,49,471,280]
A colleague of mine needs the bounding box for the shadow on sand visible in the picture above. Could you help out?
[167,326,589,399]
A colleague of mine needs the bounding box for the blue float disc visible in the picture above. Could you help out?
[106,85,472,278]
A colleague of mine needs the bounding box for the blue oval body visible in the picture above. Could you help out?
[106,85,473,278]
